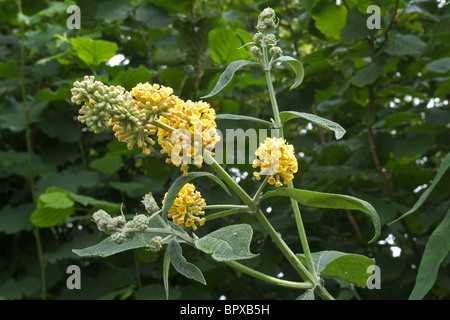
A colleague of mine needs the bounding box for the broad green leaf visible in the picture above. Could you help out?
[0,97,48,132]
[279,111,346,140]
[70,38,118,66]
[37,108,81,143]
[70,193,121,212]
[90,153,124,176]
[340,8,377,41]
[215,114,272,127]
[112,65,156,90]
[168,239,206,285]
[72,219,167,257]
[195,224,258,261]
[200,60,259,99]
[31,187,75,227]
[262,188,380,243]
[296,289,315,300]
[0,203,34,234]
[162,172,231,222]
[208,28,251,65]
[312,5,347,40]
[425,57,450,74]
[0,61,18,78]
[95,0,132,21]
[270,56,305,90]
[390,152,450,224]
[297,251,375,288]
[409,209,450,300]
[383,34,427,57]
[352,59,387,87]
[135,4,174,29]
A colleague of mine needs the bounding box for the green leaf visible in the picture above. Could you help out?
[296,289,315,300]
[271,56,305,90]
[340,8,377,42]
[70,38,118,66]
[95,0,132,21]
[31,187,75,227]
[312,5,347,40]
[112,65,156,91]
[163,247,171,300]
[215,114,273,127]
[208,28,251,64]
[135,4,174,28]
[409,209,450,300]
[168,239,206,285]
[383,34,427,57]
[195,224,258,261]
[262,188,380,243]
[279,111,346,140]
[90,153,124,176]
[297,251,375,288]
[0,97,48,132]
[162,172,231,222]
[200,60,259,99]
[390,152,450,224]
[70,193,121,212]
[0,61,18,78]
[0,203,34,234]
[352,59,387,88]
[425,57,450,74]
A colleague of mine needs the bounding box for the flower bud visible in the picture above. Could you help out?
[148,236,163,252]
[256,7,278,32]
[250,46,262,59]
[269,46,283,59]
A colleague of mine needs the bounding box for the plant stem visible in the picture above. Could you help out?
[225,260,314,290]
[262,47,317,278]
[15,0,46,300]
[202,204,249,210]
[204,208,244,222]
[203,154,319,286]
[254,209,318,285]
[204,153,257,212]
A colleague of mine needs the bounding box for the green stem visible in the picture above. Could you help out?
[204,153,257,212]
[262,46,317,278]
[204,208,244,222]
[15,0,46,300]
[225,260,314,290]
[202,204,249,210]
[254,209,318,285]
[252,175,268,202]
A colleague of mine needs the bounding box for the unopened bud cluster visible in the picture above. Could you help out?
[251,7,283,61]
[92,210,150,244]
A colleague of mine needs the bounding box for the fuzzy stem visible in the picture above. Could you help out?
[225,260,314,290]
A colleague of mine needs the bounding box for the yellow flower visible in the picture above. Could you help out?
[163,183,206,230]
[157,99,220,176]
[252,137,298,187]
[131,82,181,117]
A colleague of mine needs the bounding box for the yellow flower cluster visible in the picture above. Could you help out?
[157,99,220,176]
[163,183,206,230]
[252,137,298,187]
[131,83,181,116]
[72,77,220,173]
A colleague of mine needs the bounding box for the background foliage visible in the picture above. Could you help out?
[0,0,449,300]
